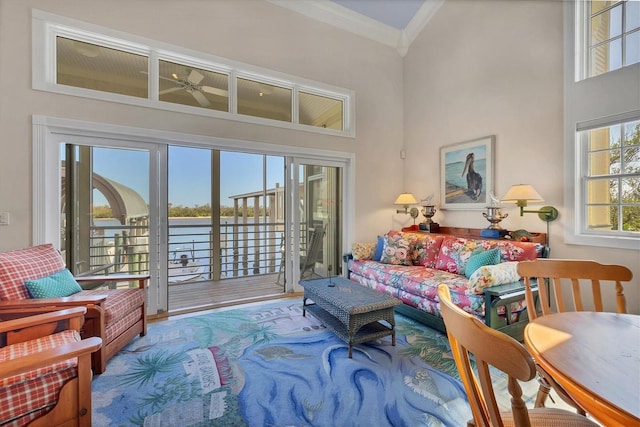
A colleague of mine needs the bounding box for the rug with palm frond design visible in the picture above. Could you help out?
[91,298,472,426]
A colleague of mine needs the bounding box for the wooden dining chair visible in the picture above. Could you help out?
[437,284,598,427]
[517,259,633,411]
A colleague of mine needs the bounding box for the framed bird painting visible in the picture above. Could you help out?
[440,135,495,210]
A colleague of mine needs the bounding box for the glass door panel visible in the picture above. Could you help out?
[282,160,342,288]
[167,146,214,287]
[62,145,151,281]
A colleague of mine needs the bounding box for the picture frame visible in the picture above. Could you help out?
[440,135,495,210]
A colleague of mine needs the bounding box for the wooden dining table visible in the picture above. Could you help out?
[524,312,640,427]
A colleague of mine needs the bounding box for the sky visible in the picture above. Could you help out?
[75,146,285,207]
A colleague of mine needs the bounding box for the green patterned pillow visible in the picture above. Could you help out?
[25,268,82,298]
[464,248,501,278]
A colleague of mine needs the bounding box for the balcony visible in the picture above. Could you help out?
[77,219,310,313]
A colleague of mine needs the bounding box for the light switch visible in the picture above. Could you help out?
[0,212,9,225]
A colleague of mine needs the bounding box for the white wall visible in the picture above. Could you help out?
[403,0,638,314]
[0,0,404,248]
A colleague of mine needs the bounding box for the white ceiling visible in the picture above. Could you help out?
[267,0,444,56]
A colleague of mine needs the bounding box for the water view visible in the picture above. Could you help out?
[93,217,284,280]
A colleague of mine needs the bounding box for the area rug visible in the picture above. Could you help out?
[92,298,472,426]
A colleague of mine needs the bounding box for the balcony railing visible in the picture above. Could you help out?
[81,219,308,284]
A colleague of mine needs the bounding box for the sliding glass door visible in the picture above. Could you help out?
[47,122,348,316]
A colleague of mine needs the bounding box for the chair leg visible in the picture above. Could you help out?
[276,260,284,285]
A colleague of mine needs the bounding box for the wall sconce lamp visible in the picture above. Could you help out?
[501,184,559,222]
[395,193,420,222]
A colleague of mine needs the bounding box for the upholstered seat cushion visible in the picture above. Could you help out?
[501,407,599,426]
[0,330,79,427]
[0,244,66,300]
[79,288,146,342]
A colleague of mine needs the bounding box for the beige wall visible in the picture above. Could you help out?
[403,0,638,313]
[0,0,637,312]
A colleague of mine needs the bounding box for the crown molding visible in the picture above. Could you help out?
[267,0,443,57]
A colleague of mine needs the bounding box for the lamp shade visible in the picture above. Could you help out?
[501,185,544,203]
[394,193,418,205]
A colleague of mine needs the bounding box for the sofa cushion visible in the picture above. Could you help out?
[467,261,521,294]
[373,236,384,261]
[402,233,444,268]
[0,244,66,300]
[464,248,501,278]
[434,236,483,275]
[25,268,83,298]
[489,240,541,262]
[379,233,412,266]
[352,242,376,261]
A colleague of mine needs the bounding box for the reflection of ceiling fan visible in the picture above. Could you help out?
[159,70,227,107]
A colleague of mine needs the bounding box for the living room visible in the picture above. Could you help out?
[0,0,639,425]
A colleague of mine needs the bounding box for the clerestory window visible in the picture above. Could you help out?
[33,10,353,137]
[580,0,640,79]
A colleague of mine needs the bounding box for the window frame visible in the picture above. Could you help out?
[577,0,640,81]
[564,2,640,250]
[576,116,640,239]
[32,9,355,138]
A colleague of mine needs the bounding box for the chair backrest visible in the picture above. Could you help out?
[517,259,633,320]
[301,223,326,274]
[0,244,66,300]
[437,284,537,427]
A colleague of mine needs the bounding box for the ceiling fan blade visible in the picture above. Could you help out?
[159,86,184,95]
[187,70,205,85]
[200,86,228,97]
[189,89,211,107]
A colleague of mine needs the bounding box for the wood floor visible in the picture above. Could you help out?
[166,273,289,316]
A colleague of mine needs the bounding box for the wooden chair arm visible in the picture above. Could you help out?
[0,295,107,310]
[0,307,87,334]
[0,337,102,380]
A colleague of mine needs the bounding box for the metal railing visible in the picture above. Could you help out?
[83,219,307,284]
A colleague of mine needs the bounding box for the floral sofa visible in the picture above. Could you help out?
[345,230,547,341]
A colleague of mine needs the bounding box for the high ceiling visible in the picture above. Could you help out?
[268,0,443,56]
[331,0,427,30]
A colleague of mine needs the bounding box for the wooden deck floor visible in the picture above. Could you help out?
[166,273,288,316]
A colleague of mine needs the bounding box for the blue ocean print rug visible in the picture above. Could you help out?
[91,299,471,426]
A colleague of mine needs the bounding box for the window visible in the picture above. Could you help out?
[33,10,354,137]
[585,0,640,78]
[580,118,640,235]
[567,1,640,249]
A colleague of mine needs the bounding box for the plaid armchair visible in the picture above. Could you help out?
[0,244,146,374]
[0,307,101,426]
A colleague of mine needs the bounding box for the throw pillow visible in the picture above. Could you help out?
[24,268,83,298]
[352,242,376,261]
[467,261,521,294]
[411,235,444,268]
[373,235,384,262]
[379,233,412,266]
[434,236,482,275]
[464,248,501,278]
